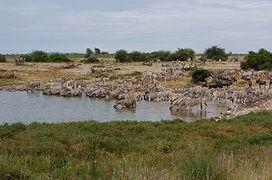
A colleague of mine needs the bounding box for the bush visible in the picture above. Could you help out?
[241,49,272,70]
[30,51,49,62]
[176,48,195,61]
[84,56,100,63]
[191,69,211,83]
[148,50,171,61]
[49,54,71,63]
[202,46,228,61]
[27,51,73,63]
[167,52,180,61]
[128,51,147,62]
[166,48,196,61]
[22,55,32,62]
[0,54,6,62]
[114,49,129,62]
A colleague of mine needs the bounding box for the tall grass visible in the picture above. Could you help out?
[180,151,226,180]
[0,111,271,179]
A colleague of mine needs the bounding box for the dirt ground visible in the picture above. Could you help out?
[0,60,241,85]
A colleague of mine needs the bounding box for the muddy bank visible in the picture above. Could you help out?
[0,85,27,91]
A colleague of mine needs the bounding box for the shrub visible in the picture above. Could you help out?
[176,48,195,61]
[114,49,129,62]
[30,51,49,62]
[167,52,180,61]
[191,69,211,83]
[84,56,100,63]
[241,49,272,70]
[22,54,32,62]
[167,48,196,61]
[0,54,6,62]
[49,54,71,63]
[148,50,171,61]
[202,46,228,61]
[128,51,147,62]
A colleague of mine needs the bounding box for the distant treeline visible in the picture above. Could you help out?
[22,51,72,63]
[113,46,272,70]
[0,54,6,62]
[113,46,236,62]
[1,46,272,70]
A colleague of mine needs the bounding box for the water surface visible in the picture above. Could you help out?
[0,91,233,124]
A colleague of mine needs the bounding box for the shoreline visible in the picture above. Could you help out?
[1,83,272,121]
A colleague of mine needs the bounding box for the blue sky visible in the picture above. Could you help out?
[0,0,271,54]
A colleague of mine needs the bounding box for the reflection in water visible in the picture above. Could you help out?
[171,101,236,120]
[0,91,235,124]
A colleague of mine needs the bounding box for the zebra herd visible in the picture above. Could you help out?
[25,74,272,115]
[22,60,272,117]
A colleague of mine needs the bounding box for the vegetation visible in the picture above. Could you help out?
[85,48,94,58]
[128,51,147,62]
[0,70,15,79]
[49,54,71,63]
[84,56,100,63]
[168,48,196,61]
[114,49,129,62]
[148,50,171,61]
[0,54,6,62]
[202,46,229,61]
[0,111,271,179]
[241,49,272,70]
[191,69,211,83]
[28,51,49,62]
[94,47,101,55]
[24,51,72,63]
[115,48,195,62]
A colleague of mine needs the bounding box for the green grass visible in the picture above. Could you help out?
[0,111,272,179]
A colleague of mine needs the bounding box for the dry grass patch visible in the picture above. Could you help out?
[163,79,193,88]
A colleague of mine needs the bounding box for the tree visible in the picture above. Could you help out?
[85,48,93,58]
[191,69,211,83]
[128,51,147,62]
[30,51,49,62]
[176,48,195,61]
[182,48,196,61]
[49,54,71,63]
[241,49,272,70]
[101,52,109,55]
[167,48,196,61]
[202,46,228,61]
[114,50,128,62]
[0,54,6,62]
[167,52,180,61]
[149,51,171,61]
[94,48,101,55]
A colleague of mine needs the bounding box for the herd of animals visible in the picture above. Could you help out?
[25,61,272,114]
[1,60,272,118]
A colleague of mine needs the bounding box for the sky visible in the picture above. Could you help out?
[0,0,271,54]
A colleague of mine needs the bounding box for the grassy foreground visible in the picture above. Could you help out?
[0,111,272,180]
